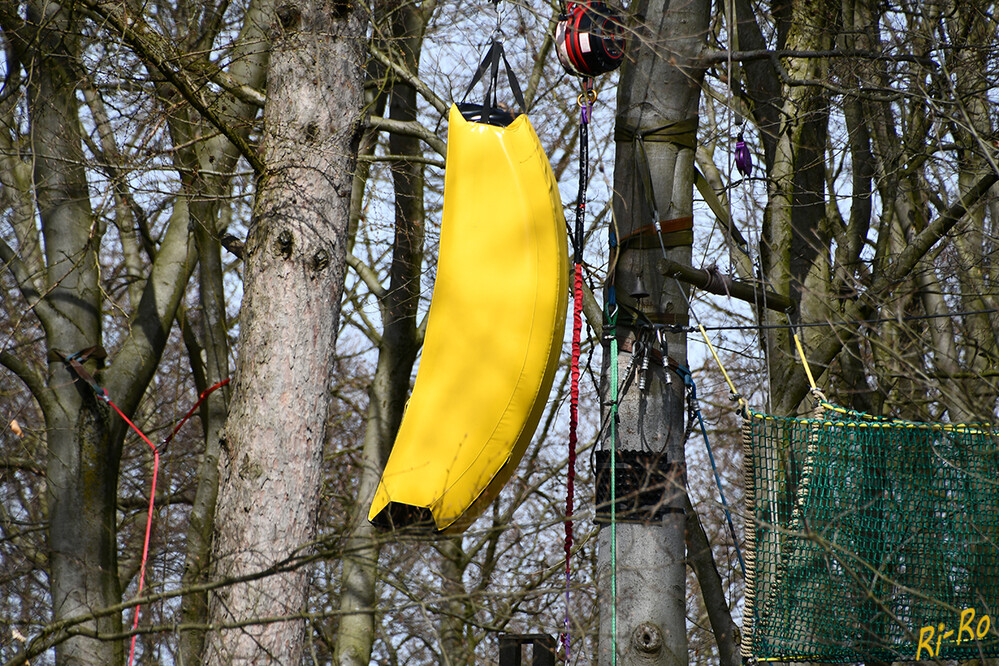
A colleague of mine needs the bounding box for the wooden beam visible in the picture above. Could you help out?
[658,258,795,313]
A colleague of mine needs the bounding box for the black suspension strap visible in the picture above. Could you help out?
[459,40,527,125]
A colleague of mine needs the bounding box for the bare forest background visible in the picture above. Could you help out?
[1,0,998,664]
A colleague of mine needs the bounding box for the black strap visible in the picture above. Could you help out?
[460,41,527,116]
[573,111,588,264]
[616,118,700,226]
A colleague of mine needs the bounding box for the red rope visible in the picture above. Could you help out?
[104,398,160,666]
[161,378,231,452]
[564,263,584,657]
[56,349,231,660]
[563,80,592,662]
[99,378,230,666]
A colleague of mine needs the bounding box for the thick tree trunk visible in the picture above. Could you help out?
[600,0,709,663]
[203,0,366,662]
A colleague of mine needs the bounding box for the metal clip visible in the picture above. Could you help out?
[656,327,671,385]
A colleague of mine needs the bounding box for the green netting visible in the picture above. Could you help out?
[741,403,999,663]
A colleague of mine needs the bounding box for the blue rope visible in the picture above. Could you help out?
[676,365,746,577]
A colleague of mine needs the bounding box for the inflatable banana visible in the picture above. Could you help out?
[368,105,568,533]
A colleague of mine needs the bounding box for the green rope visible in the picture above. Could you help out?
[608,304,619,665]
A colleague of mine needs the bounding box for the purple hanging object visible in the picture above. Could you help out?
[735,133,752,178]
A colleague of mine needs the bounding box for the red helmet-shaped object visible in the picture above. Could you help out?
[556,2,626,78]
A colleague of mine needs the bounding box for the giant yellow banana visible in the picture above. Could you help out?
[368,105,569,533]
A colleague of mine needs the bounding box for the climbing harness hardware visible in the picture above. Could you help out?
[556,2,627,78]
[734,132,752,178]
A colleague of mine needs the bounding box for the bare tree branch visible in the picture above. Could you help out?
[80,0,266,174]
[367,115,446,157]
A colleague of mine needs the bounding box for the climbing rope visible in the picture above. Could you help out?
[107,399,161,666]
[670,281,750,574]
[160,378,231,452]
[123,377,229,665]
[787,312,829,404]
[606,214,620,665]
[696,324,745,411]
[555,5,625,656]
[563,76,594,664]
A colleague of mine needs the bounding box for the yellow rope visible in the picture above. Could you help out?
[791,330,817,393]
[698,324,745,410]
[745,404,993,434]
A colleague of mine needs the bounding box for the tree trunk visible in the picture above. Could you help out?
[169,2,272,662]
[203,0,366,662]
[600,0,709,663]
[761,0,836,417]
[176,218,233,664]
[26,2,122,662]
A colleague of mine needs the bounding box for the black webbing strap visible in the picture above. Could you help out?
[614,118,699,149]
[56,345,109,399]
[613,118,699,231]
[460,40,527,117]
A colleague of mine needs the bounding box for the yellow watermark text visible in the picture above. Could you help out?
[916,608,991,659]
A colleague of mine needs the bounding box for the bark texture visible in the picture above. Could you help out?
[170,1,272,661]
[761,0,836,417]
[204,0,366,662]
[25,2,120,662]
[6,5,199,664]
[600,0,709,663]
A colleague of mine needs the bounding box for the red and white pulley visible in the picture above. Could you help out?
[555,2,626,78]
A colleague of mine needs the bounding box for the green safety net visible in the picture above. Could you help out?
[741,403,999,663]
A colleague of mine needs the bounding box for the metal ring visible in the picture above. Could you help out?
[577,88,598,106]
